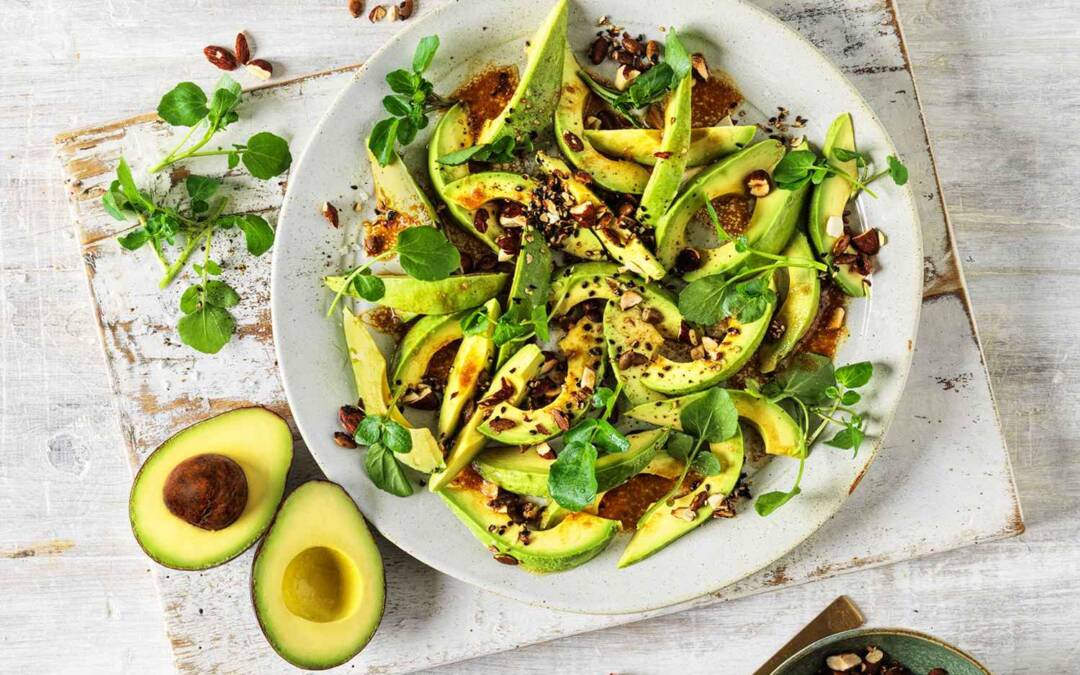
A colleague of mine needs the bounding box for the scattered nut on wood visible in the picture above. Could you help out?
[246,59,273,80]
[203,45,238,71]
[234,32,251,64]
[321,201,340,227]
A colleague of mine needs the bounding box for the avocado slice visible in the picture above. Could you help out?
[808,113,868,297]
[438,473,618,572]
[603,283,683,407]
[654,140,786,268]
[758,233,821,373]
[473,428,670,497]
[549,261,624,316]
[252,481,384,669]
[129,407,292,570]
[342,308,445,473]
[555,45,651,194]
[638,272,777,396]
[584,125,757,167]
[494,223,554,367]
[479,316,606,445]
[325,273,509,315]
[390,311,466,395]
[439,299,500,440]
[428,344,546,491]
[364,141,438,229]
[440,170,605,260]
[627,389,806,458]
[535,152,665,279]
[618,428,745,567]
[685,138,812,281]
[428,103,500,250]
[476,0,567,146]
[636,73,694,227]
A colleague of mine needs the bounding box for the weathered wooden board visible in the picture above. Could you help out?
[52,0,1022,673]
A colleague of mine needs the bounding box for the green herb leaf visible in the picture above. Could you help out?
[177,304,235,354]
[234,214,275,256]
[593,419,630,454]
[755,486,801,516]
[381,419,413,454]
[826,425,864,452]
[185,175,221,204]
[382,94,412,118]
[887,155,909,185]
[548,440,599,511]
[437,144,489,166]
[386,69,415,94]
[772,149,819,190]
[179,285,200,314]
[351,272,386,302]
[368,117,400,167]
[157,82,209,127]
[355,416,384,446]
[678,275,727,325]
[840,390,861,405]
[763,353,836,406]
[666,432,695,461]
[562,419,598,447]
[664,29,692,81]
[412,35,440,73]
[832,147,868,167]
[460,306,492,336]
[242,132,292,179]
[394,227,460,280]
[680,387,739,443]
[364,443,414,497]
[624,62,674,108]
[591,387,617,411]
[203,280,239,308]
[690,451,722,476]
[721,275,776,324]
[207,84,241,131]
[117,228,151,251]
[835,361,873,389]
[492,318,531,347]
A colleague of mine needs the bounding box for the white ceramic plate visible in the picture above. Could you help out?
[272,0,922,614]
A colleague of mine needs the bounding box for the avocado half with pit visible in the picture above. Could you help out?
[627,389,806,458]
[129,407,293,570]
[473,428,670,497]
[252,481,384,670]
[584,124,757,167]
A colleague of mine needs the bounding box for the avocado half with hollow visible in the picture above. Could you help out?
[627,389,806,458]
[473,428,670,497]
[325,272,508,315]
[129,407,293,570]
[758,232,821,373]
[618,428,745,568]
[809,113,869,297]
[252,481,384,670]
[584,125,757,167]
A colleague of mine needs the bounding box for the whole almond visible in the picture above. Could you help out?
[369,4,387,21]
[246,58,273,80]
[234,32,251,65]
[348,0,365,18]
[203,46,238,71]
[396,0,414,20]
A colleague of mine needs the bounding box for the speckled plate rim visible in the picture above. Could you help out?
[770,627,992,675]
[271,0,923,614]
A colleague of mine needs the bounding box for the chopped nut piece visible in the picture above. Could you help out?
[671,507,697,522]
[569,202,597,229]
[675,247,703,273]
[579,366,596,391]
[338,405,365,435]
[348,0,365,17]
[851,228,883,255]
[641,306,663,324]
[479,377,515,407]
[589,37,608,65]
[562,130,585,152]
[645,40,662,62]
[585,115,602,130]
[533,442,556,460]
[321,201,340,227]
[690,53,710,80]
[368,4,387,21]
[653,150,672,160]
[619,289,643,310]
[396,0,414,20]
[479,480,499,498]
[690,345,706,361]
[701,335,722,361]
[825,653,862,671]
[551,409,570,432]
[745,169,773,197]
[617,350,648,370]
[614,65,640,91]
[246,59,273,80]
[493,553,519,565]
[825,214,845,238]
[621,34,642,55]
[832,233,852,256]
[487,418,517,432]
[333,432,358,449]
[865,647,885,665]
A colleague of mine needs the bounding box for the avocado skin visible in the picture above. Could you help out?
[251,481,384,670]
[129,407,293,571]
[325,273,509,315]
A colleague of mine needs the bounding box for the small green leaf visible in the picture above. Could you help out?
[185,175,221,203]
[355,416,384,446]
[624,62,674,108]
[177,304,235,354]
[548,441,599,511]
[887,155,909,185]
[234,214,275,256]
[157,82,209,126]
[382,95,412,117]
[179,285,201,314]
[438,144,490,166]
[242,132,292,179]
[207,86,241,130]
[832,147,868,167]
[368,117,400,167]
[680,387,739,443]
[394,227,460,281]
[841,390,861,405]
[492,318,531,347]
[835,361,873,389]
[678,275,728,325]
[772,150,819,189]
[101,186,130,221]
[562,419,598,447]
[755,487,800,516]
[460,307,492,336]
[690,451,722,476]
[764,353,836,406]
[666,432,695,461]
[386,69,416,95]
[381,419,413,454]
[117,228,150,251]
[116,157,150,210]
[664,29,692,81]
[395,116,418,146]
[826,427,857,450]
[592,419,629,454]
[364,443,414,497]
[412,35,440,73]
[591,387,617,411]
[203,280,239,308]
[351,272,386,302]
[227,152,241,170]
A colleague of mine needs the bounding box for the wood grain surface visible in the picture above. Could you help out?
[1,0,1075,673]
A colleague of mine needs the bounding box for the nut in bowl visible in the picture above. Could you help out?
[770,628,991,675]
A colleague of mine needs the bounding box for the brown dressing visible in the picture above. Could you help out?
[691,73,743,127]
[797,280,849,359]
[451,65,519,137]
[598,474,676,530]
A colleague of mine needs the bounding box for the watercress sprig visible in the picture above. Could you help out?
[368,36,448,166]
[176,231,240,354]
[773,147,908,199]
[355,414,415,497]
[151,76,292,178]
[548,384,628,511]
[437,134,532,166]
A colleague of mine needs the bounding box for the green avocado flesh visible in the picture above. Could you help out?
[584,125,757,167]
[627,389,806,458]
[364,142,438,229]
[549,261,624,316]
[685,139,812,281]
[429,344,546,491]
[618,428,745,568]
[809,113,868,297]
[478,0,567,145]
[758,233,821,373]
[480,316,606,445]
[655,140,786,268]
[638,273,777,396]
[343,309,445,474]
[439,299,500,440]
[473,428,670,497]
[555,45,651,194]
[252,481,384,670]
[495,224,554,368]
[325,273,508,315]
[604,283,684,407]
[429,104,500,250]
[636,73,694,228]
[391,311,466,395]
[438,473,618,572]
[129,407,292,571]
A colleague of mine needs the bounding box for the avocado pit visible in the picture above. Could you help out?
[163,453,248,531]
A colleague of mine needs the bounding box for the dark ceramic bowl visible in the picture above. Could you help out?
[770,628,991,675]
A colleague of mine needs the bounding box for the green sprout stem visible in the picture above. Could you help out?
[325,251,394,317]
[159,225,213,289]
[150,123,217,173]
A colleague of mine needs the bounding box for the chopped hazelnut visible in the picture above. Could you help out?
[614,65,640,91]
[825,653,862,671]
[690,53,710,80]
[619,289,643,310]
[745,169,773,198]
